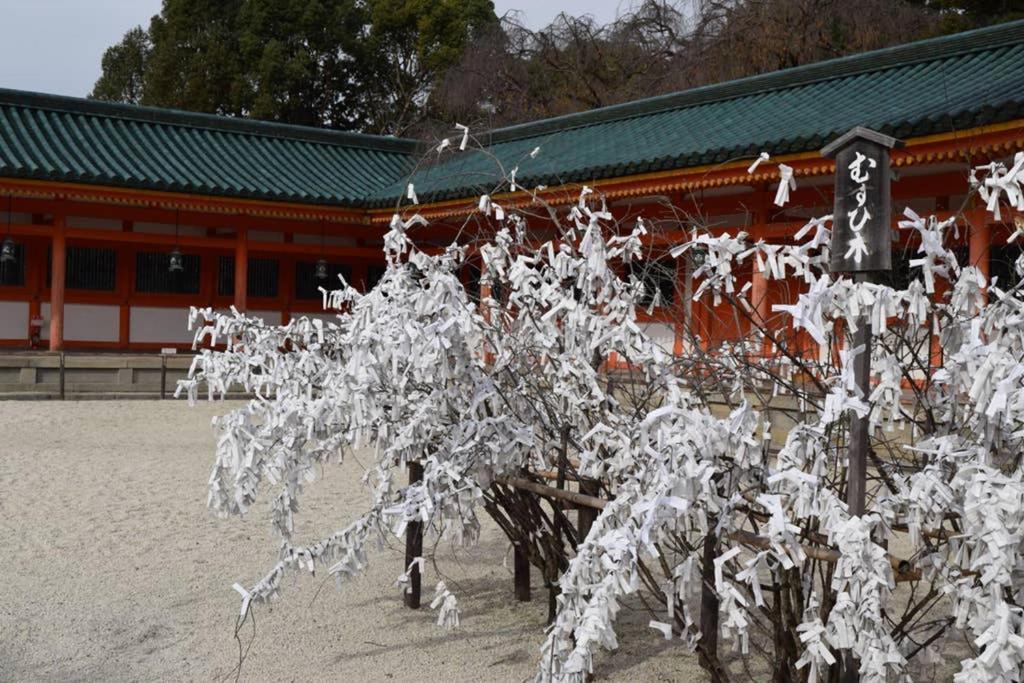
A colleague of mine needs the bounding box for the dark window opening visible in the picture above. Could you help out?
[48,246,117,291]
[990,244,1022,290]
[463,262,482,303]
[295,261,352,299]
[217,256,279,298]
[366,264,387,292]
[630,258,676,307]
[0,243,26,286]
[881,248,920,291]
[135,251,201,294]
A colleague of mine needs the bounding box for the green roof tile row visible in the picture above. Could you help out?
[0,90,418,206]
[373,19,1024,206]
[2,19,1024,209]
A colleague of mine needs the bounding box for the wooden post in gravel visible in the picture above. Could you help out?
[577,478,600,543]
[822,126,900,682]
[513,543,531,601]
[404,460,424,609]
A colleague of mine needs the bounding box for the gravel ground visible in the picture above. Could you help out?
[0,400,703,682]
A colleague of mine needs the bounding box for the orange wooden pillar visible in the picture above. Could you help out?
[673,256,687,356]
[968,209,990,297]
[118,220,133,347]
[751,265,770,357]
[234,228,248,312]
[480,277,493,363]
[48,215,66,352]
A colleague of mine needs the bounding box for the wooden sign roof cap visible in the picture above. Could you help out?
[821,126,905,158]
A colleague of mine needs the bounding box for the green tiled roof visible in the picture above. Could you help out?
[0,90,418,206]
[2,19,1024,209]
[370,18,1024,206]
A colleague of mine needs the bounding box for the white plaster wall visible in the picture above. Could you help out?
[8,212,32,224]
[248,310,282,325]
[0,301,28,339]
[291,311,340,324]
[642,322,677,353]
[130,306,194,344]
[249,231,284,243]
[293,233,356,246]
[213,309,283,325]
[67,216,122,231]
[39,303,120,342]
[134,222,206,237]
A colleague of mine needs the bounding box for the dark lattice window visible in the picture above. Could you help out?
[295,261,352,299]
[366,264,387,292]
[135,252,201,294]
[881,248,920,290]
[630,258,676,307]
[990,244,1022,289]
[463,262,481,303]
[0,243,25,286]
[48,246,117,290]
[217,256,279,297]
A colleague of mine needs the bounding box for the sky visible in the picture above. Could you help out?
[0,0,627,98]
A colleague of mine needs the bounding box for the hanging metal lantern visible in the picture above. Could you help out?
[0,236,16,264]
[315,258,329,280]
[168,247,184,273]
[1,194,14,264]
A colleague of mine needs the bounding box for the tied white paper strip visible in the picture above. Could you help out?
[455,123,469,151]
[530,146,540,158]
[185,183,1024,683]
[436,138,450,154]
[1010,216,1024,244]
[406,183,418,205]
[649,620,672,640]
[774,164,796,207]
[747,152,770,174]
[232,583,252,618]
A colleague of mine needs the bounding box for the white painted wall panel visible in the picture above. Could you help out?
[40,303,120,342]
[642,322,677,353]
[249,231,284,243]
[54,304,120,342]
[134,222,206,236]
[130,306,194,344]
[68,216,122,230]
[248,310,282,325]
[293,233,356,246]
[291,311,340,325]
[0,301,28,339]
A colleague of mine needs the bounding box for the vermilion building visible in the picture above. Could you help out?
[1,20,1023,352]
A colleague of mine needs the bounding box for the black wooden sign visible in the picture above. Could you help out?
[822,127,902,273]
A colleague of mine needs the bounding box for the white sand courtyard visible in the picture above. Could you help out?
[0,400,701,682]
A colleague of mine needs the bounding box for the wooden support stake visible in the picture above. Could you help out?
[847,278,872,519]
[699,523,720,674]
[514,543,531,602]
[577,479,600,544]
[404,460,424,609]
[160,354,167,400]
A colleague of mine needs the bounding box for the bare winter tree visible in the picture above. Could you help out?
[180,129,1024,681]
[430,0,941,131]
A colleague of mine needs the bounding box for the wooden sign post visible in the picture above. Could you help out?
[822,127,901,683]
[822,126,901,517]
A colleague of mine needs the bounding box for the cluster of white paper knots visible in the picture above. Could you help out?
[182,142,1024,681]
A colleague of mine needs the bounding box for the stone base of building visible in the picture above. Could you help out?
[0,352,204,399]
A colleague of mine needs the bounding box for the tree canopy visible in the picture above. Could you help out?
[90,0,498,135]
[91,0,1024,137]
